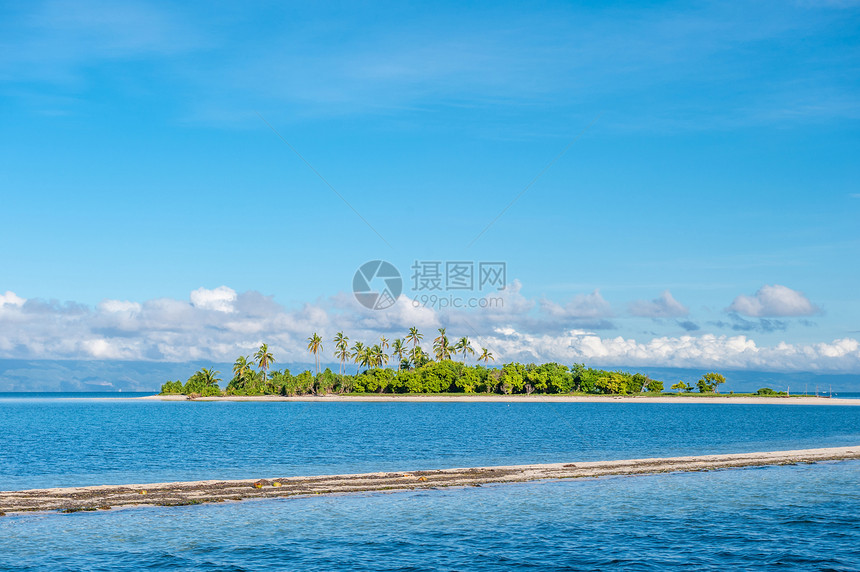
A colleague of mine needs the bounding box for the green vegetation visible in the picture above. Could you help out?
[161,368,222,396]
[755,387,787,396]
[162,360,665,397]
[158,327,762,398]
[307,333,323,375]
[254,344,274,382]
[697,372,726,393]
[671,381,694,393]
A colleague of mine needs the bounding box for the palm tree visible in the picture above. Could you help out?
[374,344,389,367]
[433,328,451,361]
[201,368,221,386]
[307,333,323,375]
[351,341,365,374]
[478,348,494,364]
[405,327,423,353]
[254,344,275,382]
[334,332,349,375]
[391,338,407,369]
[456,336,475,362]
[359,345,373,369]
[409,345,426,368]
[380,336,389,353]
[232,356,251,380]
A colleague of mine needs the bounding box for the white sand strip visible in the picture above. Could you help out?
[2,446,858,515]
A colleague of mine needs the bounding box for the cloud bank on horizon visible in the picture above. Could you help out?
[0,285,856,373]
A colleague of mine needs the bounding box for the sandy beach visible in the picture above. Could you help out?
[136,394,860,405]
[2,446,857,515]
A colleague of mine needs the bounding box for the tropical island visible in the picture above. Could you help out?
[159,327,787,398]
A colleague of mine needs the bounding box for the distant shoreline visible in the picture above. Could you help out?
[3,446,858,515]
[136,394,860,405]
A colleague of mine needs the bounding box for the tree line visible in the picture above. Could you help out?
[159,328,735,397]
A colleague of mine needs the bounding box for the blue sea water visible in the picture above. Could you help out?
[1,398,859,490]
[1,397,859,570]
[1,462,859,570]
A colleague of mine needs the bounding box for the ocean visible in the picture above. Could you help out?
[1,395,858,570]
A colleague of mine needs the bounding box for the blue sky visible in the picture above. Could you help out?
[1,0,859,371]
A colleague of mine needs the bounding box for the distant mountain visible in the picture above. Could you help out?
[0,360,319,392]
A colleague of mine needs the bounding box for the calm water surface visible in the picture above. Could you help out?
[1,461,858,571]
[2,397,859,570]
[0,398,858,490]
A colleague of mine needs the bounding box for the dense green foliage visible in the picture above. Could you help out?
[755,387,787,396]
[162,359,668,397]
[697,372,727,393]
[670,381,694,393]
[160,368,222,396]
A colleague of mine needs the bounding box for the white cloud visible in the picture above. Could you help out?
[82,338,136,360]
[98,299,141,313]
[539,289,613,320]
[190,286,237,313]
[629,290,689,318]
[0,286,857,372]
[0,291,26,308]
[728,284,820,317]
[479,329,860,372]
